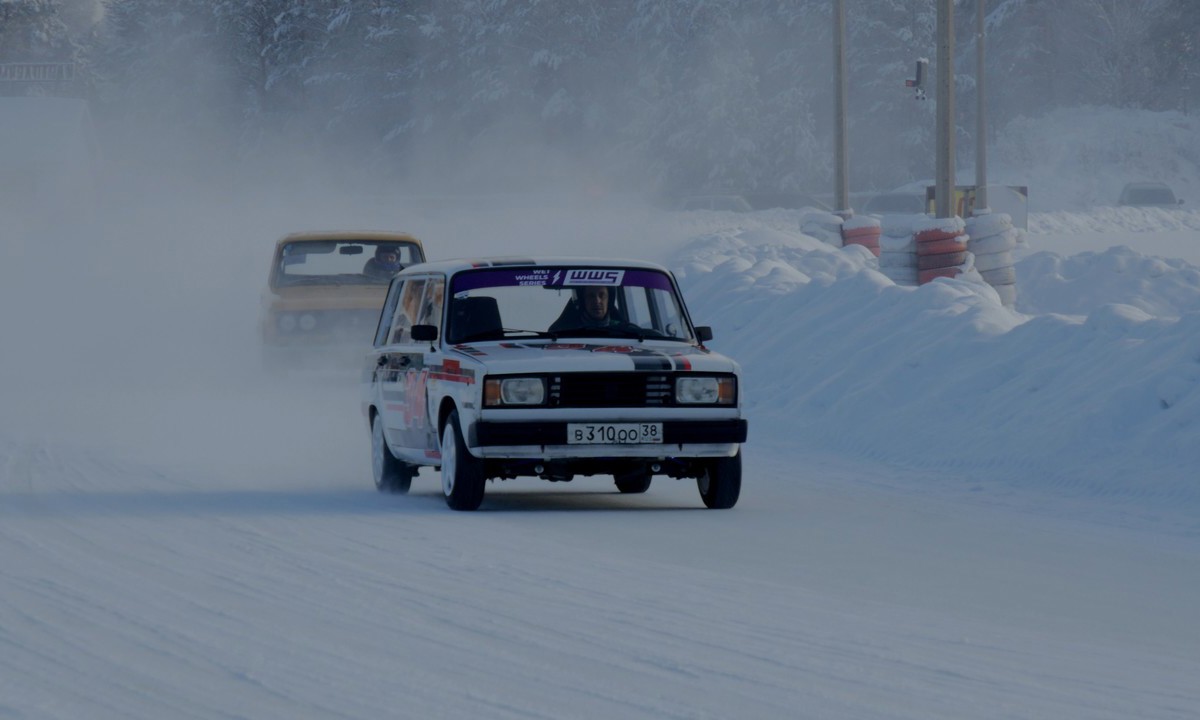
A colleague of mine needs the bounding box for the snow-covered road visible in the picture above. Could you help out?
[3,376,1198,720]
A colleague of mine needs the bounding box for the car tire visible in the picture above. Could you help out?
[697,451,741,509]
[614,471,652,494]
[916,237,968,255]
[372,413,413,494]
[441,410,485,511]
[917,251,969,270]
[969,229,1017,255]
[965,213,1012,238]
[981,265,1017,286]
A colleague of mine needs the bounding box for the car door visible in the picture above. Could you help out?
[377,277,429,457]
[411,276,446,456]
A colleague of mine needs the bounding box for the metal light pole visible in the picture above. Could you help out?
[935,0,956,219]
[834,0,851,218]
[974,0,989,214]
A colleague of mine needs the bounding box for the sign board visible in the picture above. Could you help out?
[0,63,76,83]
[925,185,1029,229]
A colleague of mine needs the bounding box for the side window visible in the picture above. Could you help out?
[375,278,404,347]
[390,279,427,344]
[416,277,445,329]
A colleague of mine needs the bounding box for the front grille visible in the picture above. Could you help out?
[549,373,672,408]
[321,309,380,337]
[275,309,380,341]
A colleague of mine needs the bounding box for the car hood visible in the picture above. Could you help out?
[447,340,739,375]
[264,284,388,312]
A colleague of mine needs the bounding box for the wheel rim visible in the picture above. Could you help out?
[442,424,456,497]
[697,469,711,496]
[371,417,385,488]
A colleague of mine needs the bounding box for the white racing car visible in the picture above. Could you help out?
[360,257,747,510]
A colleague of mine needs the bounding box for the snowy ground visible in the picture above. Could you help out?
[2,196,1199,719]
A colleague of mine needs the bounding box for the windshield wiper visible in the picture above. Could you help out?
[454,330,506,344]
[501,328,560,340]
[555,326,643,341]
[454,328,560,344]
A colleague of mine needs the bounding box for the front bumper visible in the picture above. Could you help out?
[471,419,747,459]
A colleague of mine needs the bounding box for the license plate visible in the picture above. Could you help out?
[567,423,663,445]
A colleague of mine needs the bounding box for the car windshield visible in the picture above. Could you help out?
[276,240,421,287]
[446,266,695,344]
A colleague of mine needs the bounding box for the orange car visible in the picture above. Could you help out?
[260,231,425,367]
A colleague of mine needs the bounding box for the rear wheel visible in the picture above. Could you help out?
[441,410,485,511]
[697,451,741,509]
[614,471,652,494]
[372,414,413,494]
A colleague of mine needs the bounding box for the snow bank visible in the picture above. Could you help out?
[671,222,1200,507]
[1017,246,1200,318]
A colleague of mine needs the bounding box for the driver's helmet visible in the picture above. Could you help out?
[374,245,402,271]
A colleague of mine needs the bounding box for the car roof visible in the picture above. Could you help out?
[275,231,422,248]
[396,256,671,277]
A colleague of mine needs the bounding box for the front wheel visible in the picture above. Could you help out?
[441,410,485,511]
[697,451,741,509]
[372,414,413,494]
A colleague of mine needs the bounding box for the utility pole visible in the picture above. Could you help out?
[833,0,851,219]
[935,0,955,219]
[974,0,989,213]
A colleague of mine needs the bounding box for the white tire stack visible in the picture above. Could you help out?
[965,213,1018,307]
[877,215,919,286]
[802,212,848,248]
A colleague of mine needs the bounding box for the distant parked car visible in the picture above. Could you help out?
[863,192,927,215]
[676,194,753,212]
[1118,182,1183,208]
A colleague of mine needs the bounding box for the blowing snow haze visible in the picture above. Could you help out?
[3,1,1200,719]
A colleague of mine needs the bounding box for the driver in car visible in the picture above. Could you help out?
[550,286,623,332]
[363,245,403,278]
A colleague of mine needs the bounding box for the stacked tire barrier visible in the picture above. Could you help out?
[801,212,848,247]
[840,216,881,257]
[878,216,918,286]
[913,217,971,285]
[965,212,1018,307]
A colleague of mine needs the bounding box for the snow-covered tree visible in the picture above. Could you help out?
[0,0,75,63]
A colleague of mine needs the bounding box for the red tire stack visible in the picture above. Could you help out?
[840,216,882,257]
[915,223,970,285]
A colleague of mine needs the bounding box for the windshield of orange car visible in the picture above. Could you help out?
[276,241,420,286]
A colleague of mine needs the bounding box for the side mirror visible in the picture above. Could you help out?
[695,326,713,343]
[411,324,438,342]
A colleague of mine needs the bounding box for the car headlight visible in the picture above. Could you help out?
[298,313,318,332]
[278,313,298,333]
[675,376,736,405]
[484,377,546,406]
